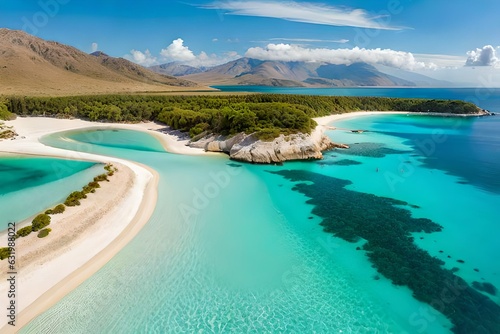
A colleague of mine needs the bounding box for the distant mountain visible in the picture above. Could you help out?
[373,64,452,87]
[149,62,203,77]
[180,57,431,87]
[88,52,196,86]
[0,29,198,95]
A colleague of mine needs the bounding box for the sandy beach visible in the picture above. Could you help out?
[313,110,486,128]
[0,117,211,331]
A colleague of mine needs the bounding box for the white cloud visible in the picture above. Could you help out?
[465,45,499,67]
[414,54,466,69]
[270,38,349,44]
[123,49,158,67]
[212,38,219,42]
[159,38,240,66]
[123,38,241,68]
[203,1,404,30]
[160,38,196,62]
[245,43,436,70]
[91,42,98,53]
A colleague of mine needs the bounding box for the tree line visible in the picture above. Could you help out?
[2,94,480,139]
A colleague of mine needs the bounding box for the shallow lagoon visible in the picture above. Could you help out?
[0,156,101,230]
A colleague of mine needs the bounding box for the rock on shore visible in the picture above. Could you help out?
[189,132,348,164]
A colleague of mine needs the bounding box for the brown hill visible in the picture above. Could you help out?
[0,29,201,96]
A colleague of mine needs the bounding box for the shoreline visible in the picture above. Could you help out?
[313,110,486,128]
[0,117,180,331]
[2,163,159,332]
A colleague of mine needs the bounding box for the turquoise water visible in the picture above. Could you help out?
[25,129,447,333]
[0,156,101,230]
[21,89,500,333]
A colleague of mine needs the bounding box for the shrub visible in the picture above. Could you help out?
[37,228,52,238]
[45,209,53,215]
[16,226,33,238]
[0,247,11,260]
[88,181,100,189]
[32,214,51,232]
[52,204,66,214]
[0,101,15,121]
[94,174,108,182]
[65,191,87,206]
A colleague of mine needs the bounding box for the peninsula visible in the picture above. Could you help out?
[1,94,487,164]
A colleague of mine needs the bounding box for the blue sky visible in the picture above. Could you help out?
[1,0,499,84]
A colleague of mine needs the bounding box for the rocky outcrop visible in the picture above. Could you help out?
[189,131,348,164]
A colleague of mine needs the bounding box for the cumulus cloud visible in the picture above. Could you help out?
[124,49,158,67]
[160,38,196,62]
[123,38,241,67]
[245,43,437,70]
[465,45,499,67]
[91,42,98,53]
[202,1,404,30]
[159,38,240,66]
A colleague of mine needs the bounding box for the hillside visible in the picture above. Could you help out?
[0,29,201,96]
[149,62,203,76]
[166,57,421,87]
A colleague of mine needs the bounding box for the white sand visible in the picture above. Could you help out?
[0,117,209,331]
[313,110,484,129]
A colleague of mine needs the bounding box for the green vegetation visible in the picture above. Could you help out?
[64,190,87,206]
[46,204,66,214]
[16,226,33,238]
[0,247,11,260]
[32,214,51,232]
[14,214,52,240]
[0,99,16,120]
[37,228,52,238]
[104,163,117,176]
[65,166,114,206]
[2,95,480,140]
[94,174,109,182]
[52,204,66,214]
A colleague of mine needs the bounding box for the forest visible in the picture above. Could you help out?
[1,94,480,139]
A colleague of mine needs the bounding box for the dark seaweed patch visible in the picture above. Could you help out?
[472,282,497,296]
[319,159,362,166]
[338,142,410,158]
[270,169,500,333]
[227,163,243,168]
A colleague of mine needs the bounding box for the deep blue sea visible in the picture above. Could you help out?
[19,88,500,333]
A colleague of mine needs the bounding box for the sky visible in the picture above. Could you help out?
[1,0,499,85]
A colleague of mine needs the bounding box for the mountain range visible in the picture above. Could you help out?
[150,57,449,87]
[0,29,448,96]
[0,29,200,96]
